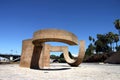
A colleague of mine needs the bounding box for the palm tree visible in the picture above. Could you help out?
[107,32,115,51]
[114,34,119,51]
[114,19,120,52]
[89,36,93,42]
[114,19,120,36]
[114,34,119,47]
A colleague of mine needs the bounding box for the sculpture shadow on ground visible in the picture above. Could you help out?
[40,68,71,71]
[30,67,71,71]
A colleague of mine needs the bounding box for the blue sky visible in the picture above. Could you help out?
[0,0,120,55]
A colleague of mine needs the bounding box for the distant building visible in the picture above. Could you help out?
[10,56,13,61]
[0,57,9,62]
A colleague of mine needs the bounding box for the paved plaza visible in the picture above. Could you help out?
[0,63,120,80]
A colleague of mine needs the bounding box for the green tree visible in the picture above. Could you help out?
[95,33,111,53]
[85,43,95,55]
[89,36,93,42]
[59,51,73,63]
[114,19,120,36]
[106,32,115,51]
[60,51,73,58]
[114,19,120,52]
[50,54,59,59]
[89,36,95,43]
[93,38,95,42]
[114,34,119,51]
[114,34,119,46]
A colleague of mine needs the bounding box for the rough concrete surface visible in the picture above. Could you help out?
[20,29,85,68]
[0,63,120,80]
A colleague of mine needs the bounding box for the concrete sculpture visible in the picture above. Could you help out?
[20,29,85,69]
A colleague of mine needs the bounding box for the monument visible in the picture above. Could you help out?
[20,29,85,69]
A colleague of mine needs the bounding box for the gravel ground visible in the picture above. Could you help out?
[0,63,120,80]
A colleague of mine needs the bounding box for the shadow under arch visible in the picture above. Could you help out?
[30,45,43,69]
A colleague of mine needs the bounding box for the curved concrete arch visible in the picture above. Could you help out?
[20,29,85,69]
[32,29,85,67]
[63,40,85,66]
[32,29,78,45]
